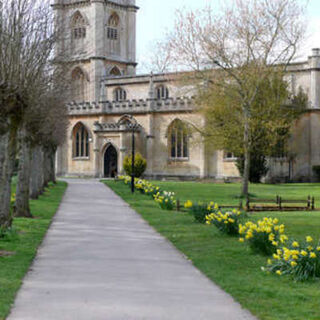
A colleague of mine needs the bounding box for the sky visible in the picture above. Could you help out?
[135,0,320,73]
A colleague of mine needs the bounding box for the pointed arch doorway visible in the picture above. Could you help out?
[104,145,118,178]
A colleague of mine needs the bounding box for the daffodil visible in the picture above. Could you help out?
[310,252,317,259]
[301,250,308,257]
[291,261,297,267]
[292,241,299,248]
[306,236,313,243]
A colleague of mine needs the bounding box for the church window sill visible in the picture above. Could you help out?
[168,157,189,163]
[72,157,90,161]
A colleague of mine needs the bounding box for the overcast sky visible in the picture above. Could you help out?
[135,0,320,73]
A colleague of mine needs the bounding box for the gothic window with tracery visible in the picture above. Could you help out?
[168,120,189,160]
[71,67,88,101]
[73,123,89,158]
[156,85,169,100]
[114,87,127,101]
[71,11,87,53]
[107,13,119,40]
[107,13,120,55]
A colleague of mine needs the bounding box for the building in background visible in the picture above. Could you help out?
[53,0,320,182]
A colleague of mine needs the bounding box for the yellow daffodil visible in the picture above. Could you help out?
[184,200,193,209]
[310,252,317,259]
[301,250,308,257]
[269,233,275,241]
[306,236,313,243]
[291,261,297,267]
[292,241,299,248]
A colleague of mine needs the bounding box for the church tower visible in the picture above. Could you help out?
[52,0,138,102]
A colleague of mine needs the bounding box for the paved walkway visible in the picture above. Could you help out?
[8,179,256,320]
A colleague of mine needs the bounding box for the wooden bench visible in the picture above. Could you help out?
[246,196,315,212]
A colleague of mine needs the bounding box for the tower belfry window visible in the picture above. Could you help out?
[71,11,87,53]
[107,13,119,40]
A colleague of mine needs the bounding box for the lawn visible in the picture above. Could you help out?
[0,181,67,320]
[105,180,320,320]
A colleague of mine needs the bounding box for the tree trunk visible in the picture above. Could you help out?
[38,147,44,194]
[29,145,41,199]
[48,147,56,184]
[42,147,50,188]
[241,111,250,200]
[14,127,32,218]
[0,124,18,228]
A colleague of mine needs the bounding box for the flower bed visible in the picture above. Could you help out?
[265,236,320,281]
[239,218,288,255]
[206,209,245,236]
[116,175,320,281]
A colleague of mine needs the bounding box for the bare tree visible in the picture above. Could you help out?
[0,0,68,223]
[162,0,306,197]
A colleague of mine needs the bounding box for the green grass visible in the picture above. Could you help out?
[105,180,320,320]
[0,181,67,320]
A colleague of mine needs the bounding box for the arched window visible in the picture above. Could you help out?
[71,11,87,53]
[156,85,169,100]
[114,87,127,101]
[73,123,89,158]
[107,13,119,40]
[168,120,189,160]
[109,66,121,76]
[71,67,88,101]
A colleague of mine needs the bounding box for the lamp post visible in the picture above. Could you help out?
[131,122,135,193]
[127,116,138,194]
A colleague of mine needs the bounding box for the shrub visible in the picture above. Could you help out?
[123,153,147,178]
[312,165,320,181]
[236,152,268,183]
[239,218,288,255]
[154,191,176,210]
[265,236,320,281]
[206,209,245,235]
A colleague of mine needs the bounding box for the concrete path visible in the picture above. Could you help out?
[8,179,256,320]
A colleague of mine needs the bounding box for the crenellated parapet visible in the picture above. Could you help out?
[67,96,194,116]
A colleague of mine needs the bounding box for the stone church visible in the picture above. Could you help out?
[53,0,320,182]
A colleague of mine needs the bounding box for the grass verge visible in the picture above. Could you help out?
[0,181,67,320]
[105,180,320,320]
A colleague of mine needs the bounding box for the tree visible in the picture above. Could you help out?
[0,0,68,223]
[200,73,306,183]
[162,0,306,198]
